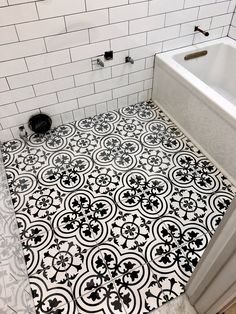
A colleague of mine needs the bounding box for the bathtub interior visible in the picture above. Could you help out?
[173,43,236,105]
[1,100,236,314]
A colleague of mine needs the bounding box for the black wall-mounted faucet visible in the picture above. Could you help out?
[194,26,209,37]
[125,56,134,64]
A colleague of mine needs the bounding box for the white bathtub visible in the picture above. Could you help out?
[153,37,236,183]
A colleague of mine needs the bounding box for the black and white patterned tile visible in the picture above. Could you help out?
[30,275,75,314]
[93,134,142,171]
[84,165,123,197]
[114,263,164,314]
[74,257,165,314]
[168,151,224,194]
[1,100,236,314]
[38,151,93,192]
[114,169,172,218]
[75,111,120,136]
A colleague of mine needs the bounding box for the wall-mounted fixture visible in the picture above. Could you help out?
[125,56,134,64]
[104,51,113,60]
[92,51,113,69]
[194,26,209,37]
[97,58,104,67]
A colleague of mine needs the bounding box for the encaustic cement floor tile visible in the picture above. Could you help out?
[74,262,165,314]
[2,100,236,314]
[75,281,127,314]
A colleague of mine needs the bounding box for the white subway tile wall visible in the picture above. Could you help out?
[229,7,236,38]
[0,0,235,141]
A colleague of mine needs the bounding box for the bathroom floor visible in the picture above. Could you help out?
[2,100,235,314]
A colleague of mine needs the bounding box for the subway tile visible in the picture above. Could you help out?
[117,96,128,108]
[0,86,35,106]
[57,84,94,103]
[8,0,38,4]
[70,41,110,61]
[112,59,145,77]
[107,99,118,111]
[0,39,46,62]
[86,0,128,11]
[17,93,58,112]
[61,111,74,123]
[231,13,236,26]
[0,103,18,118]
[165,8,198,26]
[78,90,112,108]
[43,99,78,116]
[84,105,97,117]
[163,34,194,51]
[16,18,66,41]
[0,59,27,77]
[34,76,74,96]
[7,69,52,89]
[45,30,89,52]
[147,25,180,44]
[229,11,236,39]
[130,43,162,60]
[229,25,236,38]
[0,0,8,7]
[75,68,111,86]
[0,3,38,27]
[129,14,165,34]
[111,33,146,51]
[184,0,216,9]
[95,75,128,93]
[113,81,143,98]
[129,68,153,84]
[138,90,148,102]
[36,0,85,19]
[0,109,39,128]
[222,25,230,37]
[0,25,18,45]
[149,0,184,15]
[89,22,128,43]
[128,93,138,105]
[198,2,229,19]
[26,50,71,71]
[50,114,62,128]
[109,2,148,23]
[0,129,13,141]
[146,56,155,68]
[96,102,107,114]
[211,13,233,29]
[73,108,85,121]
[0,78,9,92]
[144,78,153,90]
[52,59,92,79]
[228,0,236,13]
[65,10,109,32]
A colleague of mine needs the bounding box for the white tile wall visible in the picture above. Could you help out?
[0,0,235,141]
[229,5,236,38]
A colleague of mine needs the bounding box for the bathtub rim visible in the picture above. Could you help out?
[155,37,236,129]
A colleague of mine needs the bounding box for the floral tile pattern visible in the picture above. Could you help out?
[1,100,236,314]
